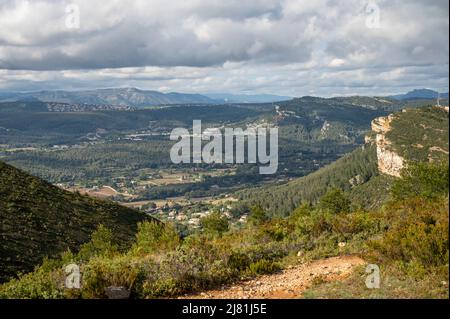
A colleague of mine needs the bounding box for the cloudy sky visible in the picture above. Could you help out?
[0,0,448,96]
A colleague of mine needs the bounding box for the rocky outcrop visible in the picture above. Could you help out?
[349,174,364,187]
[370,114,404,177]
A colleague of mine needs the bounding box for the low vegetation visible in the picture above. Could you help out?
[387,106,449,162]
[1,161,447,299]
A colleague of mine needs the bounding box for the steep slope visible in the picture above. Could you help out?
[238,145,380,216]
[0,161,152,282]
[239,106,449,216]
[367,106,449,176]
[370,114,405,177]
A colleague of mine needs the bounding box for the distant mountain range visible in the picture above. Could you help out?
[0,88,294,107]
[0,88,217,107]
[390,89,449,100]
[204,93,293,103]
[0,87,447,108]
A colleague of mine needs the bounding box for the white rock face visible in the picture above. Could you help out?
[371,114,404,177]
[376,144,404,177]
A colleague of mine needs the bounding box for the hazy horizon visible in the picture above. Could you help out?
[0,86,449,100]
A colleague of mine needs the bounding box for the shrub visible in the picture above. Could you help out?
[0,265,65,299]
[227,252,251,272]
[200,211,229,237]
[259,222,289,242]
[243,242,290,264]
[331,212,383,239]
[248,259,280,275]
[78,225,118,261]
[318,188,351,214]
[391,162,449,200]
[248,205,269,225]
[289,203,312,225]
[368,197,449,272]
[81,255,145,298]
[132,221,180,256]
[141,244,232,298]
[295,211,334,238]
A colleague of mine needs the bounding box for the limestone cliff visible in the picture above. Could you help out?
[368,114,404,177]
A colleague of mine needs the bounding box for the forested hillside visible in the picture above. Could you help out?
[0,161,152,282]
[238,145,381,216]
[238,106,449,216]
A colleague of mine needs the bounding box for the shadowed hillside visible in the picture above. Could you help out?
[0,161,153,282]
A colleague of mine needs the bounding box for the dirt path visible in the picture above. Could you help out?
[183,255,365,299]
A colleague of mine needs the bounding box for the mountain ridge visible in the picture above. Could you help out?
[0,87,219,107]
[390,88,449,100]
[1,87,448,108]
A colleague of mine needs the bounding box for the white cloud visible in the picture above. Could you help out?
[329,58,346,68]
[0,0,448,95]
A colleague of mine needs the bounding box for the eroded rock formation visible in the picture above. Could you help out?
[370,114,404,177]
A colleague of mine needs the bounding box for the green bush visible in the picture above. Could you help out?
[227,252,251,272]
[248,205,269,225]
[331,211,383,239]
[318,188,351,214]
[0,264,65,299]
[81,255,145,298]
[200,211,229,237]
[78,225,118,261]
[243,242,290,264]
[369,197,449,272]
[141,243,232,298]
[289,203,312,225]
[295,211,334,238]
[248,259,280,275]
[391,162,449,200]
[131,221,180,256]
[264,223,289,242]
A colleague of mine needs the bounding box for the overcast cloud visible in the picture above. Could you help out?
[0,0,448,96]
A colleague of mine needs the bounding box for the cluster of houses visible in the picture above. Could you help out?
[145,203,248,228]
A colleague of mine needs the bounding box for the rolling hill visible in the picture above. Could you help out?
[0,160,153,282]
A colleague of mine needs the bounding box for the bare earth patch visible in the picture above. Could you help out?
[182,255,365,299]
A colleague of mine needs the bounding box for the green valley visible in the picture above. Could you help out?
[1,103,448,299]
